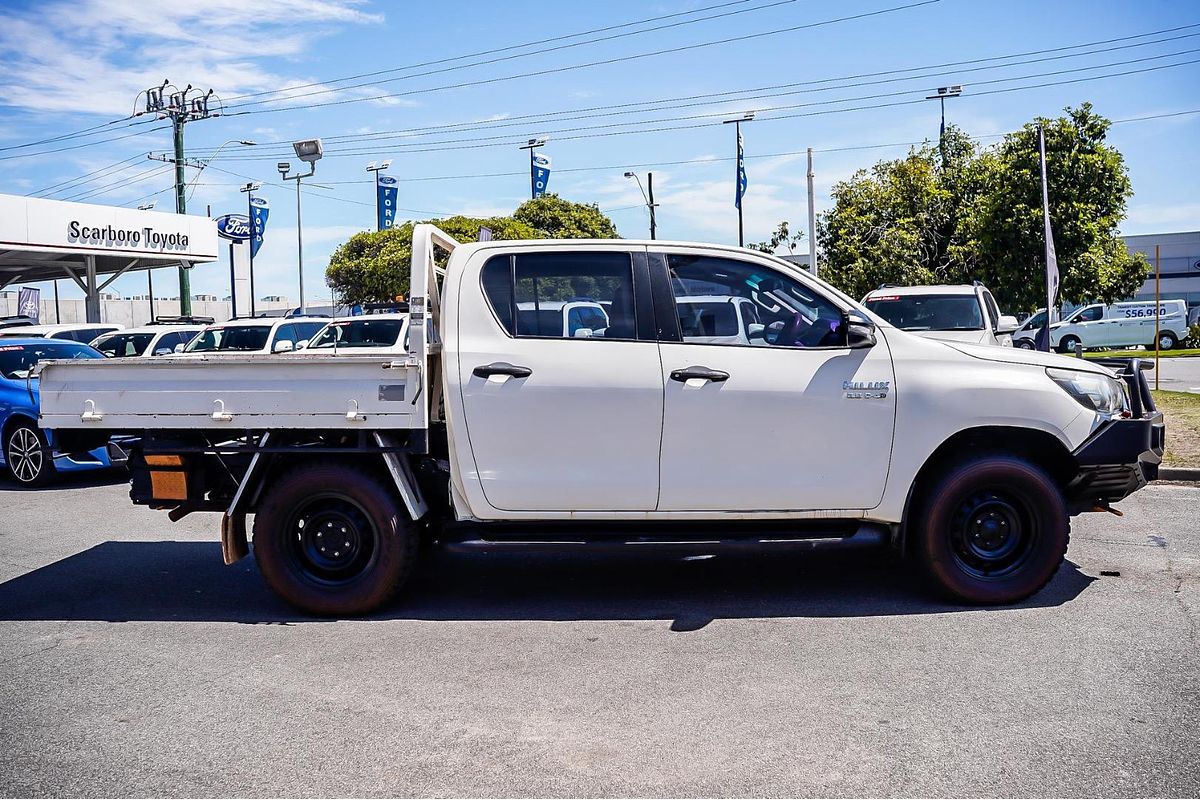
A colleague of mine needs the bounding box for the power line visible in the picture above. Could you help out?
[224,0,797,105]
[203,54,1200,162]
[29,152,150,197]
[63,165,173,203]
[0,123,169,163]
[222,1,941,117]
[200,36,1200,161]
[85,108,1198,208]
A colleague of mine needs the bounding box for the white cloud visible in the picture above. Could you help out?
[1123,203,1200,233]
[0,0,382,116]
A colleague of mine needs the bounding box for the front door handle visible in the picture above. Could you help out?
[670,366,730,383]
[473,362,533,379]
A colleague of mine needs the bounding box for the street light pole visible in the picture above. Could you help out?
[723,112,755,247]
[925,85,963,161]
[240,182,262,318]
[278,139,324,315]
[519,138,547,199]
[623,170,659,239]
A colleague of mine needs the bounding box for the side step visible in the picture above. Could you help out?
[440,522,889,554]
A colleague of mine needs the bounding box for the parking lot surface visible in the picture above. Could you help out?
[1,476,1198,797]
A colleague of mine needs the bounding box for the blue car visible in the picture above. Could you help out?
[0,338,125,486]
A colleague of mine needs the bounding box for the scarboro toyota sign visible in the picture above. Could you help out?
[67,221,191,251]
[214,214,251,241]
[0,192,217,262]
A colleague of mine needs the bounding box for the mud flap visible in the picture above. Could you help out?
[220,512,249,565]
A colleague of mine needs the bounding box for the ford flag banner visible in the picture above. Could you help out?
[249,197,270,258]
[735,128,747,209]
[377,174,398,230]
[17,286,39,322]
[532,152,552,198]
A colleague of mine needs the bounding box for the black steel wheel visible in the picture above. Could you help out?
[913,454,1068,604]
[5,420,54,486]
[253,462,416,616]
[1057,334,1081,354]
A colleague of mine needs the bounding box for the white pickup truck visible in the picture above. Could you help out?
[38,225,1165,615]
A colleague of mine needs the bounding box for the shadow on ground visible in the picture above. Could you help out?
[0,540,1095,626]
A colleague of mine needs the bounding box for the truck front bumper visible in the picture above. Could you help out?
[1065,358,1166,510]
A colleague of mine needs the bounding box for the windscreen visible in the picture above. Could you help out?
[0,342,102,379]
[864,294,984,331]
[308,319,405,349]
[92,332,155,358]
[185,325,272,352]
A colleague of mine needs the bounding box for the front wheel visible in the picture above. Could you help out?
[1153,331,1177,351]
[1056,334,1081,354]
[913,455,1069,604]
[253,462,417,616]
[5,421,55,486]
[1016,339,1035,350]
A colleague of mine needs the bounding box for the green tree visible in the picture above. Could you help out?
[817,105,1146,310]
[817,127,979,300]
[325,216,540,305]
[956,103,1146,310]
[513,194,619,239]
[748,220,804,255]
[326,199,619,305]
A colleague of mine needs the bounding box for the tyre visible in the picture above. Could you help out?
[1056,334,1081,354]
[912,455,1069,604]
[252,462,417,616]
[1016,339,1035,350]
[1152,331,1177,351]
[4,420,55,486]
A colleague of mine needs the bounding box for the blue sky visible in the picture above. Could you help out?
[1,0,1197,303]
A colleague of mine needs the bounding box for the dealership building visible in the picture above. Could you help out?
[0,193,217,323]
[1124,230,1200,314]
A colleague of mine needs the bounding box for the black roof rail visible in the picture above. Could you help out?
[363,301,410,314]
[148,315,214,326]
[877,283,898,290]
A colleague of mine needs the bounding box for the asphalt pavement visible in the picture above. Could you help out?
[1,474,1198,797]
[1151,354,1200,393]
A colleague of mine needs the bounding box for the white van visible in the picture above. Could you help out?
[1049,300,1189,352]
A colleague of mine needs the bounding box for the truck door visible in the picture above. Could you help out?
[652,250,896,512]
[455,247,663,512]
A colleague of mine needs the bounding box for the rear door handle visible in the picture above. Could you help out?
[473,362,532,379]
[670,366,729,383]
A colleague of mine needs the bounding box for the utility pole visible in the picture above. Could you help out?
[138,80,218,316]
[806,148,818,277]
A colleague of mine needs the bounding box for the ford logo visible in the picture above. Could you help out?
[215,214,251,241]
[378,175,398,186]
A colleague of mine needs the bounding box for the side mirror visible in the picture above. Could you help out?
[573,328,593,338]
[295,339,309,350]
[153,347,173,356]
[273,340,294,353]
[845,312,877,349]
[173,343,186,353]
[747,323,765,340]
[995,315,1020,335]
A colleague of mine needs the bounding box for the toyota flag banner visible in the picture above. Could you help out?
[531,153,552,198]
[17,286,39,322]
[377,174,399,230]
[249,197,270,258]
[1035,124,1060,352]
[735,128,748,209]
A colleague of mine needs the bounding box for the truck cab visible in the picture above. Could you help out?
[37,226,1165,616]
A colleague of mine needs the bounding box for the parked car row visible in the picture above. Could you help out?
[1011,300,1190,352]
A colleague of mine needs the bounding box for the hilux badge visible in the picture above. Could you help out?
[843,380,890,399]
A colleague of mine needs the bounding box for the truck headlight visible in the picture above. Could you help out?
[1047,368,1129,415]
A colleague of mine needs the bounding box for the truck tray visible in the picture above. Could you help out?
[37,354,421,431]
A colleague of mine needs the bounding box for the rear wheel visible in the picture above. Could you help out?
[1057,334,1081,354]
[1153,331,1177,351]
[4,420,55,486]
[913,455,1068,604]
[253,462,416,616]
